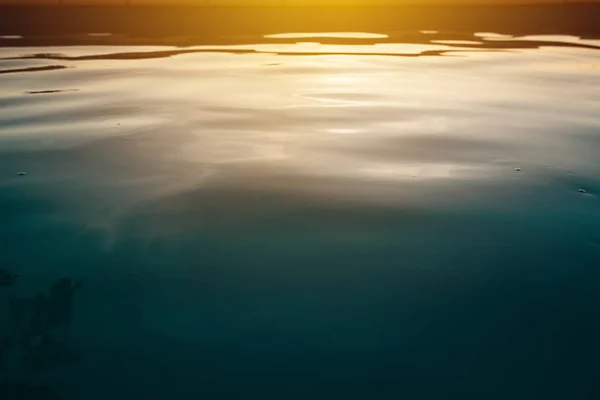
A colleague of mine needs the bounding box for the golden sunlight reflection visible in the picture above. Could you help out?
[314,73,364,86]
[264,32,389,39]
[326,128,360,135]
[1,36,599,205]
[295,41,321,46]
[431,40,484,45]
[358,163,467,180]
[474,32,513,39]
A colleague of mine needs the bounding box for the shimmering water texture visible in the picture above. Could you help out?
[1,33,600,400]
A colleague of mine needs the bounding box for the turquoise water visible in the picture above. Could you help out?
[1,35,600,399]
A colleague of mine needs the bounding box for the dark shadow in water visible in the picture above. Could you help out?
[25,89,78,95]
[1,273,82,400]
[0,65,69,75]
[0,270,18,288]
[0,381,63,400]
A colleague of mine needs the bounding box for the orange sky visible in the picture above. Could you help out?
[1,0,599,5]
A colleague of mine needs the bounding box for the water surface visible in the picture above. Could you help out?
[1,33,600,399]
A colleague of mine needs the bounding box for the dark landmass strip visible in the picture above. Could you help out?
[0,4,599,47]
[1,38,598,63]
[0,65,69,75]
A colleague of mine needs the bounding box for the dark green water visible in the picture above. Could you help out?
[1,35,600,398]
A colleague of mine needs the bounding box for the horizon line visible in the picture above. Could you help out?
[1,0,599,6]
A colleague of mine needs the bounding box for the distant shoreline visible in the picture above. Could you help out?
[1,1,600,6]
[1,3,599,44]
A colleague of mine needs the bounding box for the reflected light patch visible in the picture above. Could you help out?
[474,32,513,39]
[358,164,460,180]
[431,40,484,45]
[296,42,321,46]
[327,128,360,135]
[318,74,361,85]
[265,32,389,39]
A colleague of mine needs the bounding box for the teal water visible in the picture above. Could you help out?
[1,35,600,399]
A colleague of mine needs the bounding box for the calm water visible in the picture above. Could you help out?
[1,34,600,399]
